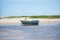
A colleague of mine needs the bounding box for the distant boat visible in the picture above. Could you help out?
[21,20,39,25]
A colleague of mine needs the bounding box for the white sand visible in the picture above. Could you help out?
[0,18,60,24]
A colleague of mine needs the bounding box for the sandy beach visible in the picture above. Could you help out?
[0,18,60,24]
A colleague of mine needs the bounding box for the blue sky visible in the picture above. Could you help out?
[0,0,60,17]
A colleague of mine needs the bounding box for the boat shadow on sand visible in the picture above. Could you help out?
[21,24,39,26]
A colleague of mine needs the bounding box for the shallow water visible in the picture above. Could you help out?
[0,22,60,40]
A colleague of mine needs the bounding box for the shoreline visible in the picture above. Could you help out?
[0,18,60,24]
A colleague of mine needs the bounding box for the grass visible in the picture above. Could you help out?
[3,15,60,19]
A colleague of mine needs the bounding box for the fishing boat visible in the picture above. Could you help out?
[21,20,39,25]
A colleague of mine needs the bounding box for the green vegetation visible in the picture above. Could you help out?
[3,15,60,18]
[31,15,60,18]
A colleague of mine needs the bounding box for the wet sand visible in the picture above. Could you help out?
[0,23,60,40]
